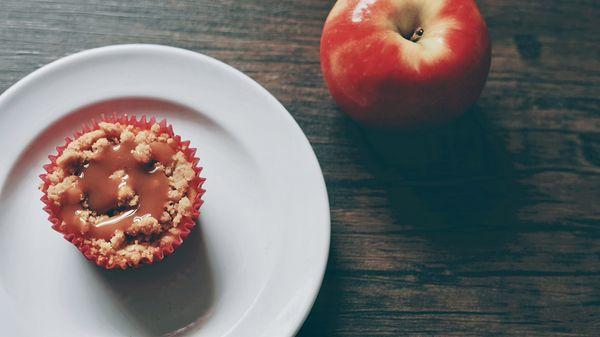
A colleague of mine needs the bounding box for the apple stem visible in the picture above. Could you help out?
[410,27,424,42]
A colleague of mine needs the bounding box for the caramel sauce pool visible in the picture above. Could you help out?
[60,141,175,240]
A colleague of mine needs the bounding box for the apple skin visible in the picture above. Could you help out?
[320,0,491,128]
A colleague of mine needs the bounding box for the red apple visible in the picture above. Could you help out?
[320,0,491,128]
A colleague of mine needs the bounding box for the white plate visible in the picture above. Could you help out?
[0,45,330,337]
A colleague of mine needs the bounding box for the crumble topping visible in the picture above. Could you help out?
[42,121,197,268]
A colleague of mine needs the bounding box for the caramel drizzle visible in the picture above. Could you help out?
[60,141,176,240]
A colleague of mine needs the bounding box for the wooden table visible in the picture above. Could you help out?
[1,1,598,335]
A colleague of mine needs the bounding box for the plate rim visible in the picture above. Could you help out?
[0,44,331,337]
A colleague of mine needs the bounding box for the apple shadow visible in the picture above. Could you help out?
[92,226,215,337]
[351,106,525,252]
[297,107,525,336]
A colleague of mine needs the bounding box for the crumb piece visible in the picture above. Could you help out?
[134,130,156,145]
[56,148,82,168]
[109,170,135,203]
[108,169,124,180]
[46,167,66,184]
[177,196,191,214]
[69,129,106,151]
[154,162,172,176]
[168,188,183,201]
[92,138,110,153]
[126,214,162,236]
[160,234,175,246]
[110,230,125,250]
[110,257,127,270]
[91,235,158,267]
[132,143,151,163]
[98,122,122,137]
[168,152,195,200]
[172,196,191,225]
[172,152,195,179]
[58,129,108,168]
[83,137,111,159]
[157,133,172,142]
[47,176,81,204]
[77,209,92,224]
[160,211,172,223]
[159,228,182,246]
[120,129,135,143]
[150,123,161,133]
[118,187,135,204]
[117,243,157,266]
[128,195,140,207]
[96,239,113,256]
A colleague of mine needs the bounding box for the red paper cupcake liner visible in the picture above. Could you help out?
[39,113,205,270]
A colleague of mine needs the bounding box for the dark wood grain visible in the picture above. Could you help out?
[1,0,599,336]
